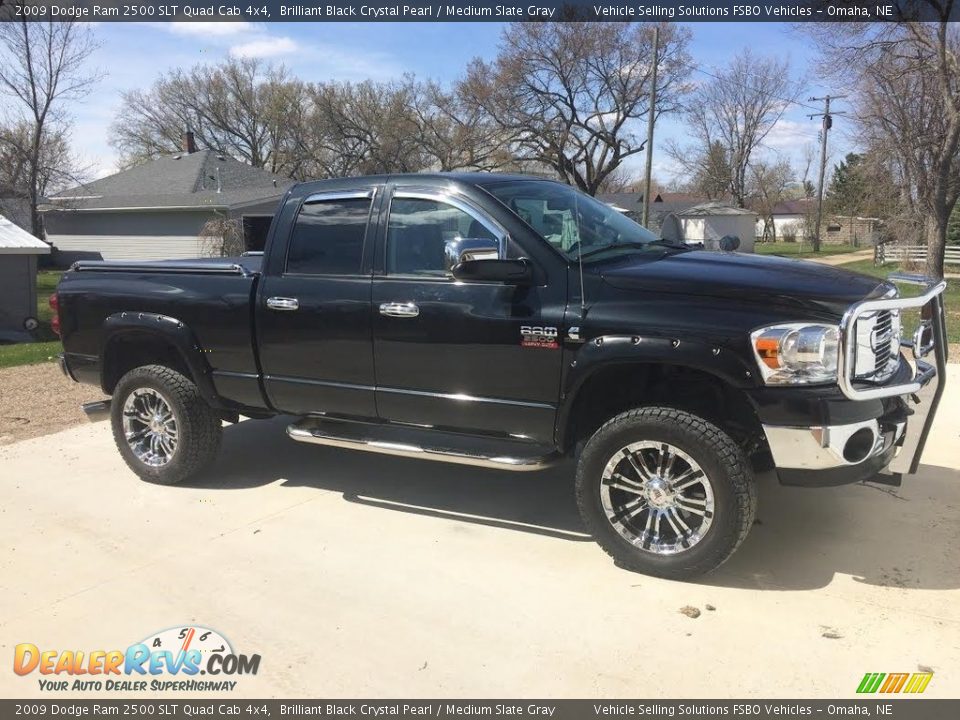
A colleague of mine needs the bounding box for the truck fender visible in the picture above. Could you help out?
[100,311,218,404]
[557,334,759,448]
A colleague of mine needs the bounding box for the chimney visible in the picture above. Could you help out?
[181,129,197,154]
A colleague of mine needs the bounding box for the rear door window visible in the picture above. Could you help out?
[286,197,372,275]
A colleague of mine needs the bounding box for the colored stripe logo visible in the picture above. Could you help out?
[857,672,933,694]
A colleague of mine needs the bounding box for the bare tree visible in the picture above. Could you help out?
[199,215,245,257]
[410,79,514,172]
[749,158,795,242]
[0,121,89,202]
[667,49,804,207]
[806,3,960,278]
[0,10,100,236]
[459,22,692,195]
[112,58,309,177]
[304,79,432,177]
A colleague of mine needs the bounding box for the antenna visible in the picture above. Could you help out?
[575,191,586,315]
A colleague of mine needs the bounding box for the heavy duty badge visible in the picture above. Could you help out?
[520,326,559,349]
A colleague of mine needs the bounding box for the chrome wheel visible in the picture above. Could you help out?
[599,441,715,555]
[121,388,178,467]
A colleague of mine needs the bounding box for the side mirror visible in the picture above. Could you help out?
[452,258,533,284]
[719,235,741,252]
[444,237,500,273]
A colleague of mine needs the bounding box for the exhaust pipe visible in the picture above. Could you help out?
[82,400,111,422]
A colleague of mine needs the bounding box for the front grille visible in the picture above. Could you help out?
[854,309,901,382]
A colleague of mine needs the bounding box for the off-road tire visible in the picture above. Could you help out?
[576,406,757,579]
[111,365,222,485]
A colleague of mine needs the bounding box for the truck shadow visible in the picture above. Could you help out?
[187,416,960,591]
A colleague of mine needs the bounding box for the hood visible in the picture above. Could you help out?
[599,250,888,316]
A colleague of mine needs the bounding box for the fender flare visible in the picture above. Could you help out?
[100,311,218,403]
[556,334,759,448]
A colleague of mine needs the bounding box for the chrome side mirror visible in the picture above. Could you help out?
[444,237,500,273]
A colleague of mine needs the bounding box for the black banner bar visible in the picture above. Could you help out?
[2,700,960,720]
[2,0,959,23]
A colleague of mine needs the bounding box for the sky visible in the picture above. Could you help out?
[70,20,856,185]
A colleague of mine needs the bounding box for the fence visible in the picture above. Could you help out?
[875,243,960,266]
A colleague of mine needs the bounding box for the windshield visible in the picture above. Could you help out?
[485,180,662,260]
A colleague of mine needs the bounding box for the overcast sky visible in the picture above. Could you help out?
[73,21,854,184]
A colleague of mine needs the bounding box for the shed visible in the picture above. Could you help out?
[669,202,758,252]
[0,214,51,343]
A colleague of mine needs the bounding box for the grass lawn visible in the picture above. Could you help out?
[756,242,862,258]
[838,259,960,345]
[0,270,64,369]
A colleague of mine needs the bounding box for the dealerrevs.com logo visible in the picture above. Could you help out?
[13,626,261,692]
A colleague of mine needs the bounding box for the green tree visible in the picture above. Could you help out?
[948,202,960,246]
[826,153,868,216]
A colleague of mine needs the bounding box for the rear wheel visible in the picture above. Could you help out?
[110,365,222,485]
[576,406,757,579]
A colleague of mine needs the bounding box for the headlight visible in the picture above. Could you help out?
[750,323,840,385]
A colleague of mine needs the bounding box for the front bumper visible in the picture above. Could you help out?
[762,274,948,486]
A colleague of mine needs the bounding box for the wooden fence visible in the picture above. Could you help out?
[875,243,960,266]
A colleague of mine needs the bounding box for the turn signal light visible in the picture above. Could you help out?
[754,335,782,369]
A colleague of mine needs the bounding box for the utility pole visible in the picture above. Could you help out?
[808,95,847,252]
[641,24,660,229]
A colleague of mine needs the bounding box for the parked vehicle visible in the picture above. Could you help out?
[53,174,948,578]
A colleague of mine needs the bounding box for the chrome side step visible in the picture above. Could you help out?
[287,418,560,471]
[82,400,111,422]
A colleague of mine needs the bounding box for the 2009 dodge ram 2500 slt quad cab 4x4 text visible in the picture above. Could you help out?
[53,173,948,578]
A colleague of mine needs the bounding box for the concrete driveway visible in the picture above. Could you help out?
[2,367,959,699]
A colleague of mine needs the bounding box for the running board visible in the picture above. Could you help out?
[286,418,560,471]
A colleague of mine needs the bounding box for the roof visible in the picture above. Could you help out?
[0,214,50,254]
[676,201,757,217]
[43,150,294,212]
[771,198,815,216]
[597,192,646,212]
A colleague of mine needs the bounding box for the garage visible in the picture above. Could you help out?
[0,213,51,343]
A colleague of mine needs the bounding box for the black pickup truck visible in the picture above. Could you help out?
[54,173,948,578]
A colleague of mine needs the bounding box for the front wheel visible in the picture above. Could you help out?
[111,364,222,485]
[576,407,757,579]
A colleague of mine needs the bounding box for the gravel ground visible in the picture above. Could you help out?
[0,362,106,445]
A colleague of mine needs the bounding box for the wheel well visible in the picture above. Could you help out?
[102,332,193,395]
[564,363,763,452]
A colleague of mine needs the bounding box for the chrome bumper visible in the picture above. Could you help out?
[764,419,906,471]
[765,273,947,476]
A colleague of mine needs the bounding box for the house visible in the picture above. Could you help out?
[759,198,815,242]
[758,198,881,246]
[668,202,758,252]
[0,213,50,343]
[41,132,294,263]
[597,192,716,234]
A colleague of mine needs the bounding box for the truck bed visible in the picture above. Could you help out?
[57,256,267,413]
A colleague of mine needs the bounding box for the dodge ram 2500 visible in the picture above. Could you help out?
[54,173,948,578]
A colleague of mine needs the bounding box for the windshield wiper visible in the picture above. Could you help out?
[576,241,653,260]
[576,239,684,260]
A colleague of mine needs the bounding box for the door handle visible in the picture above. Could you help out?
[266,297,299,311]
[379,302,420,318]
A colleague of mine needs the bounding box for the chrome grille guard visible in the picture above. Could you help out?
[838,273,948,475]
